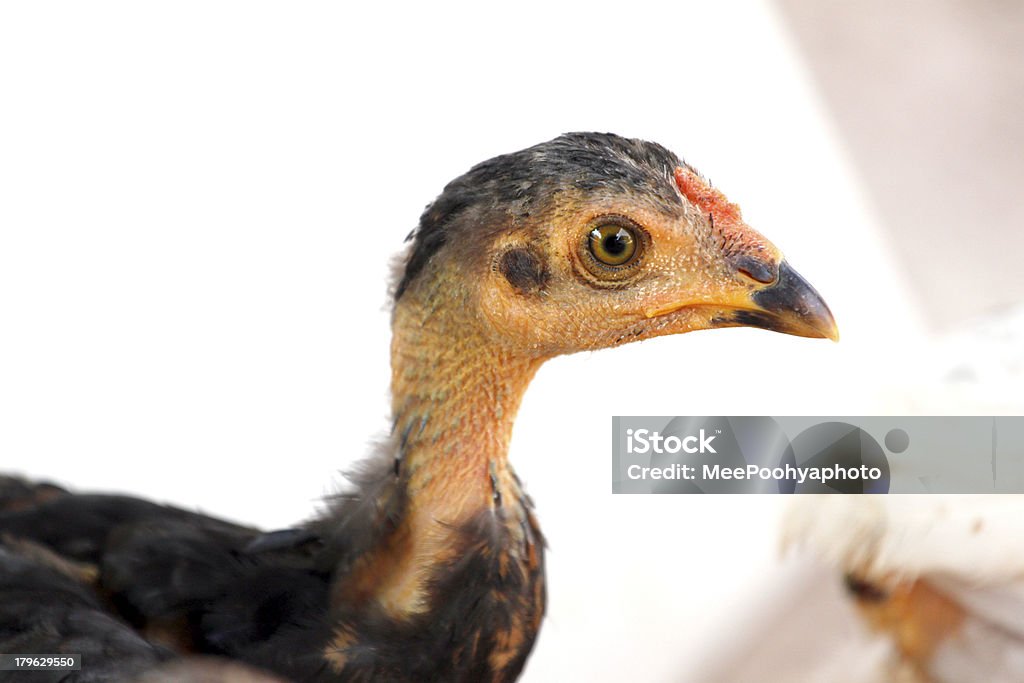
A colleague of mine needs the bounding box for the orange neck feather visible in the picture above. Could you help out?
[338,280,542,618]
[390,299,541,518]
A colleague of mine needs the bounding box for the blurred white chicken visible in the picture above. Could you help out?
[785,495,1024,682]
[785,304,1024,682]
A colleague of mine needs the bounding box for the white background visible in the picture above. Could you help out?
[1,2,1016,681]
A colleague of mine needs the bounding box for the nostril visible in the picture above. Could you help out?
[732,255,778,284]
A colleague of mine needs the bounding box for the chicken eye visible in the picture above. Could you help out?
[589,224,637,266]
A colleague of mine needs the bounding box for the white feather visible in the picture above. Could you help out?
[784,495,1024,681]
[784,496,1024,583]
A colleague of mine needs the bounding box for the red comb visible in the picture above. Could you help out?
[673,167,742,228]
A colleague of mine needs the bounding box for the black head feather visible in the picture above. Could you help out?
[394,132,690,300]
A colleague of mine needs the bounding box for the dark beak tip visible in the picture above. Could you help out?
[806,315,840,343]
[752,261,839,342]
[823,317,840,343]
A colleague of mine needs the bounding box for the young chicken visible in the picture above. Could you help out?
[0,133,836,682]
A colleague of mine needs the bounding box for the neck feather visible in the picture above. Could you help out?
[331,286,544,618]
[390,291,541,520]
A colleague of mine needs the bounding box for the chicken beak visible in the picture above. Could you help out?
[642,260,839,342]
[747,261,839,341]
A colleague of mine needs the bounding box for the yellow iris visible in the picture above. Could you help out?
[588,224,637,266]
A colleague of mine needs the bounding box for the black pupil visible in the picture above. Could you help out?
[603,230,628,255]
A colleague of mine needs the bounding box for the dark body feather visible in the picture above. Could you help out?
[0,458,545,682]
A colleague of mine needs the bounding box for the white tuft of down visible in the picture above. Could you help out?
[783,496,1024,584]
